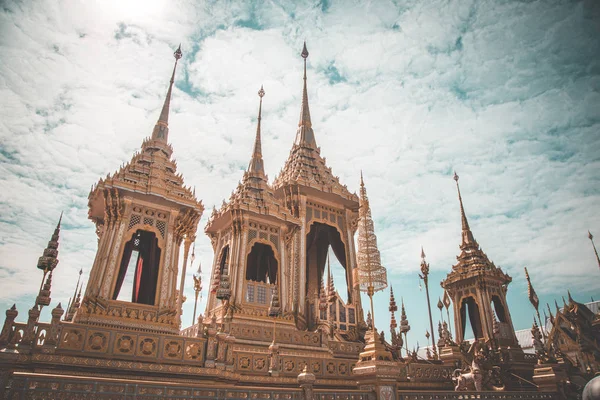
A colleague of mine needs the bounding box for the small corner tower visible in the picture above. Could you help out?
[441,172,519,348]
[75,46,203,334]
[204,86,293,326]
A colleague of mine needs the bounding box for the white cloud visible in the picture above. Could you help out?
[0,0,598,340]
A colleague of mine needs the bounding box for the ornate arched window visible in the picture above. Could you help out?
[113,229,161,305]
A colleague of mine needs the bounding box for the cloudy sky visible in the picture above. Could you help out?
[0,0,599,347]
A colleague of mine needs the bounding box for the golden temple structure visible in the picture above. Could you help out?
[0,44,598,400]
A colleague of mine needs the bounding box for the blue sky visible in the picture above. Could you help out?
[0,0,599,347]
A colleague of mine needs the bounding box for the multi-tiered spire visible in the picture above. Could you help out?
[248,86,266,176]
[356,173,387,332]
[37,213,62,274]
[449,172,505,275]
[206,86,289,226]
[89,46,202,211]
[453,172,477,248]
[272,43,356,202]
[296,42,315,147]
[35,213,63,308]
[151,45,182,143]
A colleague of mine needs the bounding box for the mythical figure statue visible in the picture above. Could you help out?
[452,340,505,391]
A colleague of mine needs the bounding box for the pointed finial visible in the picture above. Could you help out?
[389,286,397,313]
[295,41,315,146]
[248,86,266,176]
[37,213,63,272]
[421,246,426,260]
[437,298,443,311]
[301,41,309,59]
[453,171,477,246]
[588,230,600,271]
[360,170,364,187]
[152,45,183,142]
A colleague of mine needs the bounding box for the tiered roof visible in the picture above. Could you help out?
[88,46,203,216]
[272,43,357,203]
[444,172,511,285]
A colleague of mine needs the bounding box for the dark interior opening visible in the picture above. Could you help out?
[305,222,347,329]
[491,295,507,323]
[219,245,230,274]
[113,229,161,305]
[246,242,278,283]
[460,296,483,340]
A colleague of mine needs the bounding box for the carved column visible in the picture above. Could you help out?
[234,226,249,304]
[215,330,228,370]
[20,306,41,350]
[298,366,315,400]
[268,341,280,377]
[225,333,236,371]
[44,303,64,349]
[298,196,307,324]
[453,293,463,343]
[0,305,18,348]
[205,322,217,368]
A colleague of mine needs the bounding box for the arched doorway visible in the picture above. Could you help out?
[460,296,483,340]
[246,242,278,284]
[113,229,161,305]
[305,222,348,329]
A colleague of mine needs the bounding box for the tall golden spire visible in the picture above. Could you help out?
[589,231,600,271]
[295,41,316,148]
[151,45,183,142]
[248,86,266,176]
[453,172,477,247]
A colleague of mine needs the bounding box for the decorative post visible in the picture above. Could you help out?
[205,315,218,368]
[268,285,281,377]
[418,248,437,360]
[399,298,411,358]
[437,298,444,323]
[589,231,600,271]
[353,173,398,400]
[0,305,18,348]
[44,303,64,350]
[176,235,194,327]
[191,244,202,326]
[298,365,316,400]
[443,290,452,336]
[389,287,403,359]
[524,267,546,342]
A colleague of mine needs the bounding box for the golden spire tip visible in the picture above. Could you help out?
[301,41,309,58]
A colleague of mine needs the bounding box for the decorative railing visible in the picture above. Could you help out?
[6,374,303,400]
[180,323,201,338]
[56,322,206,365]
[396,391,559,400]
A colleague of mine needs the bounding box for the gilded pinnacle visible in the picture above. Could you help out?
[174,44,182,61]
[453,171,477,247]
[301,41,309,59]
[248,86,266,176]
[153,45,182,142]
